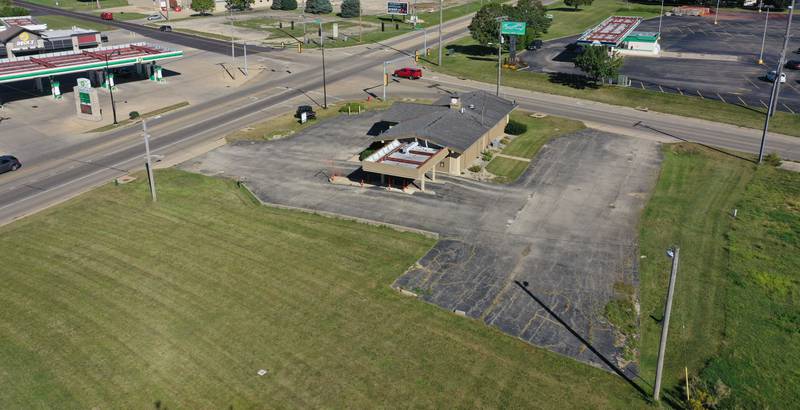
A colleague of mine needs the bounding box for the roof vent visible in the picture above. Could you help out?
[459,107,465,114]
[468,104,475,109]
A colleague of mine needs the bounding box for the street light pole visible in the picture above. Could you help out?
[437,0,443,66]
[759,1,795,163]
[104,51,120,125]
[714,0,721,25]
[320,20,328,109]
[142,120,157,202]
[758,6,771,65]
[658,0,665,35]
[243,40,248,77]
[230,9,235,64]
[653,247,680,401]
[497,33,502,96]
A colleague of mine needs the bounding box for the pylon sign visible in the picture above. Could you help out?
[500,21,526,36]
[74,77,102,121]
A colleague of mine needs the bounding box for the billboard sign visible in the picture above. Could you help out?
[387,2,409,15]
[500,21,526,36]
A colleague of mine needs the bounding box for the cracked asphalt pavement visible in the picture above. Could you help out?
[182,112,662,375]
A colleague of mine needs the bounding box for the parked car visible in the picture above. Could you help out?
[147,14,163,21]
[159,25,173,32]
[526,39,543,51]
[295,105,317,120]
[767,70,787,83]
[100,12,113,20]
[786,60,800,70]
[0,155,21,174]
[393,67,422,79]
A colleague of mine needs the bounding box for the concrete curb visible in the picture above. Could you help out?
[238,182,440,240]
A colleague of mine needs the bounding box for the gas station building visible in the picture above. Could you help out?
[576,16,661,55]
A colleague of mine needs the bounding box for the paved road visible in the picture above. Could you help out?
[16,0,273,54]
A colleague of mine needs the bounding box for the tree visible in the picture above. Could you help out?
[190,0,214,14]
[270,0,282,9]
[564,0,593,10]
[305,0,332,14]
[468,1,551,49]
[574,45,623,84]
[281,0,297,9]
[340,0,360,18]
[225,0,254,10]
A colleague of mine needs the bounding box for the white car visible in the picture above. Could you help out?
[767,70,787,83]
[146,14,163,21]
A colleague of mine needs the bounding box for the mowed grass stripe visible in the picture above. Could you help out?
[1,170,647,408]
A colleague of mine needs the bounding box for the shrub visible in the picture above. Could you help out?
[481,151,493,161]
[0,6,29,17]
[282,0,297,9]
[764,152,782,167]
[270,0,282,9]
[129,111,140,120]
[468,165,482,173]
[338,102,365,114]
[340,0,360,17]
[504,120,527,135]
[304,0,332,14]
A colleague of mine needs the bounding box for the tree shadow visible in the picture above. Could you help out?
[548,72,598,90]
[547,6,581,11]
[446,43,494,57]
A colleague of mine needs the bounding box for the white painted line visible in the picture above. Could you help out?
[696,90,704,99]
[658,85,664,93]
[717,93,727,103]
[782,103,795,114]
[678,88,683,95]
[640,81,645,90]
[760,99,769,108]
[746,77,760,89]
[737,96,747,106]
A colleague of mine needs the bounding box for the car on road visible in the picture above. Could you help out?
[0,155,21,174]
[767,70,787,83]
[786,60,800,70]
[147,14,163,21]
[392,67,422,79]
[295,105,316,120]
[100,12,113,20]
[526,40,543,51]
[159,25,173,32]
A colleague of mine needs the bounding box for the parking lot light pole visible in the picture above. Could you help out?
[230,9,235,64]
[759,1,795,163]
[103,50,121,125]
[142,120,157,202]
[319,20,328,109]
[658,0,665,35]
[758,5,772,65]
[714,0,721,25]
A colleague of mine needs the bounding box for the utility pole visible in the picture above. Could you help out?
[657,0,664,35]
[230,9,235,64]
[243,40,248,77]
[142,121,157,202]
[714,0,721,25]
[320,20,328,109]
[437,0,443,66]
[758,5,772,65]
[654,247,680,401]
[759,1,794,164]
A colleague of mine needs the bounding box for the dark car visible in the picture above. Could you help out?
[526,39,543,51]
[0,155,21,174]
[295,105,316,120]
[159,25,173,32]
[786,60,800,70]
[393,67,422,79]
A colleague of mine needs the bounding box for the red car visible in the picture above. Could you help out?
[100,12,113,20]
[393,67,422,79]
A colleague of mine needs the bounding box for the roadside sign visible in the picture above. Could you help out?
[387,2,409,15]
[500,21,526,36]
[301,111,307,124]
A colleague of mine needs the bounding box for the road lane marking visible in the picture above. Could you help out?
[678,88,683,95]
[746,77,760,89]
[737,96,747,106]
[760,99,769,108]
[697,90,704,99]
[717,93,727,103]
[782,103,795,114]
[658,85,664,93]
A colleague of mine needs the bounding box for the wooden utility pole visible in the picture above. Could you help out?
[654,247,680,401]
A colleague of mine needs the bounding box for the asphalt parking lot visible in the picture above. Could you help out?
[522,12,800,112]
[182,111,662,375]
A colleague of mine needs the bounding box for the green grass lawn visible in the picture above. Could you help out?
[0,170,647,408]
[37,14,113,31]
[486,111,585,183]
[26,0,128,11]
[428,36,800,137]
[637,144,800,407]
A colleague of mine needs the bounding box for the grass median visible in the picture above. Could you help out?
[637,143,799,407]
[25,0,128,11]
[36,14,114,31]
[0,169,649,408]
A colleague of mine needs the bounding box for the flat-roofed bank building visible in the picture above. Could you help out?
[362,91,516,191]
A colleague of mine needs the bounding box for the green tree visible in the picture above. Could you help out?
[305,0,332,13]
[340,0,360,18]
[468,1,550,48]
[574,45,623,84]
[225,0,254,10]
[190,0,214,14]
[271,0,282,9]
[281,0,297,9]
[564,0,593,10]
